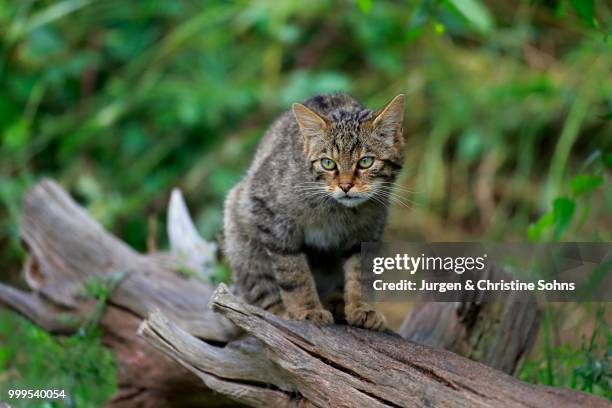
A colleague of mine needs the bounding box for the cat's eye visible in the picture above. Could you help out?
[358,156,374,169]
[320,158,336,170]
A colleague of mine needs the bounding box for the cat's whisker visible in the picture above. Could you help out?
[294,185,327,192]
[376,182,418,191]
[382,197,412,210]
[376,183,419,194]
[375,192,416,203]
[388,198,413,210]
[294,189,334,205]
[295,186,324,189]
[295,192,328,200]
[295,182,326,187]
[368,194,391,210]
[374,191,413,209]
[375,187,417,205]
[380,187,417,196]
[295,192,331,200]
[376,192,414,204]
[294,187,328,193]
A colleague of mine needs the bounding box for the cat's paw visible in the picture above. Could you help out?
[290,308,334,325]
[345,303,386,331]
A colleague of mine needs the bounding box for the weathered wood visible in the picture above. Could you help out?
[141,284,607,408]
[0,179,238,407]
[168,188,217,279]
[17,179,236,340]
[399,290,541,374]
[139,311,295,407]
[100,306,236,408]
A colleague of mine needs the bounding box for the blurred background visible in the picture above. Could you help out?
[0,0,610,406]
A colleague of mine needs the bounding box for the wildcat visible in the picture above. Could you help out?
[223,93,404,330]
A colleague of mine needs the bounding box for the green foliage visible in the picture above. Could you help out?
[0,272,124,406]
[551,197,576,239]
[81,270,128,334]
[83,271,127,301]
[520,304,611,399]
[445,0,493,34]
[0,310,117,407]
[523,149,610,400]
[210,261,233,286]
[0,0,610,403]
[528,152,608,241]
[570,0,597,28]
[571,174,603,197]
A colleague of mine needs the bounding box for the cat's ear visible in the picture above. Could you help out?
[292,103,328,140]
[372,94,405,144]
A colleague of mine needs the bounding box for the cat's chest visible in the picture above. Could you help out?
[302,212,364,250]
[303,224,345,250]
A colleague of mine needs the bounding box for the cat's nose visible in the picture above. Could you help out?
[339,183,353,193]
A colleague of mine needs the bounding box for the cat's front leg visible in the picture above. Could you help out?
[273,253,334,324]
[343,254,386,331]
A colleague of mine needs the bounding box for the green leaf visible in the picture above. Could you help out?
[552,197,576,240]
[571,174,604,196]
[434,22,446,35]
[210,262,232,285]
[2,118,29,151]
[356,0,373,14]
[445,0,494,34]
[570,0,596,27]
[83,270,127,300]
[528,212,554,241]
[7,0,94,43]
[530,196,578,241]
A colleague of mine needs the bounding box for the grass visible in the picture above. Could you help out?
[0,310,116,407]
[520,303,611,399]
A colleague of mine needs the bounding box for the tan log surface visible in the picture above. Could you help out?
[399,291,541,374]
[141,284,607,408]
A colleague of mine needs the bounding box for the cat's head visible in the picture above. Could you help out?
[292,94,405,208]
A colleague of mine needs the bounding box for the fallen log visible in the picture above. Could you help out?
[140,284,607,408]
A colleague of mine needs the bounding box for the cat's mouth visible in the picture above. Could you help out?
[334,194,368,207]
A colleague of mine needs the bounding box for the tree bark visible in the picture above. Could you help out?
[140,284,607,408]
[399,292,541,374]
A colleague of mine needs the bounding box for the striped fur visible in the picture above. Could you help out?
[223,93,404,330]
